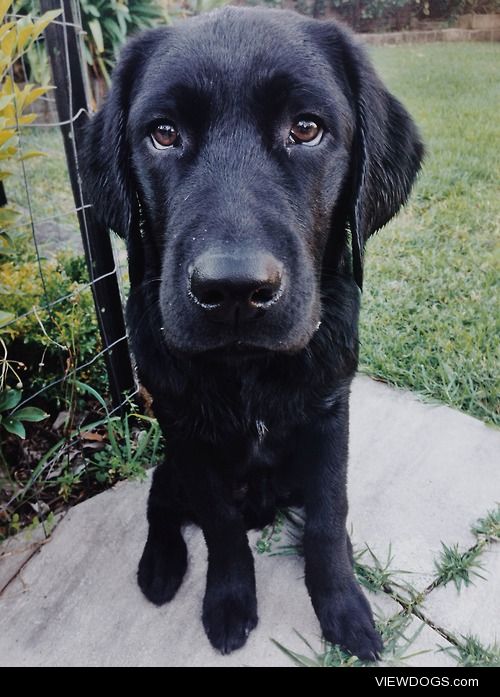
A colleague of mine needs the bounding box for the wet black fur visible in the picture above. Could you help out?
[84,7,423,659]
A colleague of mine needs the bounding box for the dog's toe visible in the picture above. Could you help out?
[315,582,383,662]
[203,592,258,654]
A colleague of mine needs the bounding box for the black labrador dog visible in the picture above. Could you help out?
[84,7,422,660]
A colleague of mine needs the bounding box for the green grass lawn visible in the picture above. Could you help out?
[8,126,77,225]
[6,42,499,426]
[361,42,499,426]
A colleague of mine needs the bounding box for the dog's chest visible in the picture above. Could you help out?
[249,421,275,467]
[223,418,282,477]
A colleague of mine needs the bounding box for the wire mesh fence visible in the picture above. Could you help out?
[0,0,143,540]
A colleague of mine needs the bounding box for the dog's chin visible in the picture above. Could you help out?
[194,343,276,364]
[163,332,315,362]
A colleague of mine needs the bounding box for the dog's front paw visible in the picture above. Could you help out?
[314,582,383,662]
[138,534,187,605]
[202,586,258,655]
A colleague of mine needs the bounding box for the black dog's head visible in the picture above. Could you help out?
[84,7,422,355]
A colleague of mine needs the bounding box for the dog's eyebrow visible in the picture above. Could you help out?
[253,72,335,117]
[131,82,212,132]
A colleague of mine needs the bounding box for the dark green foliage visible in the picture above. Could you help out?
[80,0,166,84]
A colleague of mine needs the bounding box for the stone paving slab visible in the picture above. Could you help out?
[363,593,457,668]
[0,479,456,668]
[348,377,499,590]
[0,376,498,667]
[0,522,55,594]
[0,481,318,667]
[394,619,457,668]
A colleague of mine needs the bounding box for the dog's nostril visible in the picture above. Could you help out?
[250,286,276,306]
[197,288,225,307]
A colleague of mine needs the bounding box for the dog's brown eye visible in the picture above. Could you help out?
[151,123,179,149]
[288,119,322,146]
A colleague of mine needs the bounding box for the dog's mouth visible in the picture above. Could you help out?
[189,341,278,363]
[160,315,319,360]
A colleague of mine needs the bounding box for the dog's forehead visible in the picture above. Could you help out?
[134,9,340,109]
[166,9,314,79]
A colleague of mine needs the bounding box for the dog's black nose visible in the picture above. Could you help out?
[189,252,284,323]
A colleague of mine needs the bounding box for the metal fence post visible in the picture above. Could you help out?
[40,0,135,412]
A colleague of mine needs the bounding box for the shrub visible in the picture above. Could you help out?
[0,250,106,405]
[79,0,166,90]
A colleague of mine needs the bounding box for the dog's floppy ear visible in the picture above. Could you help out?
[82,29,165,238]
[310,22,424,289]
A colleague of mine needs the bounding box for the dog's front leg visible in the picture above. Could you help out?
[301,396,383,661]
[176,441,258,655]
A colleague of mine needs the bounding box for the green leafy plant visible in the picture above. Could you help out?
[76,381,160,486]
[1,379,161,538]
[0,386,47,437]
[0,249,106,397]
[80,0,165,86]
[0,361,47,500]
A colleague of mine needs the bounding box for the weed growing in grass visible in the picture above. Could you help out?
[472,505,500,542]
[442,634,500,668]
[353,544,399,594]
[53,381,161,492]
[255,509,286,555]
[353,544,419,605]
[433,542,486,591]
[89,413,160,486]
[273,611,428,667]
[256,507,304,556]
